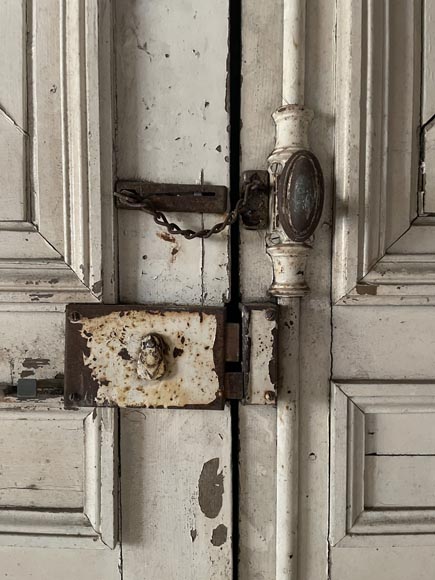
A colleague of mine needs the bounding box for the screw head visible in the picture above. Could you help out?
[69,311,81,323]
[264,390,276,403]
[265,309,276,321]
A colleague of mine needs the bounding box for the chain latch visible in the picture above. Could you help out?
[114,173,270,240]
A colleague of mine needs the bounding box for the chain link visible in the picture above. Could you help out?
[114,180,260,240]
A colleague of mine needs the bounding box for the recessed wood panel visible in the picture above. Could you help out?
[0,412,83,509]
[365,456,435,508]
[0,0,27,221]
[365,413,435,455]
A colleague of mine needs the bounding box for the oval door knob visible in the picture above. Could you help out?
[137,333,167,380]
[277,150,324,243]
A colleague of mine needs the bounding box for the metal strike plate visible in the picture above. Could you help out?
[65,305,227,409]
[115,180,228,213]
[241,303,278,405]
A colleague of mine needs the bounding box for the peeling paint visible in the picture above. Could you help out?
[29,293,54,301]
[198,458,224,519]
[92,280,103,296]
[73,309,221,408]
[211,524,228,547]
[22,358,50,369]
[356,284,378,295]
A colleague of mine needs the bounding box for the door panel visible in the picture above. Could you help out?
[0,0,27,221]
[116,0,230,307]
[0,0,119,574]
[331,1,435,578]
[114,0,233,577]
[121,409,232,578]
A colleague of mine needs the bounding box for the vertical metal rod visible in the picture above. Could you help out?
[282,0,306,105]
[275,1,307,579]
[276,297,300,580]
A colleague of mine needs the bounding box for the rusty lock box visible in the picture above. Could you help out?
[64,303,277,410]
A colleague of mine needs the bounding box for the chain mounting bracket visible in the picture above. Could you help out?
[115,180,228,214]
[114,172,270,240]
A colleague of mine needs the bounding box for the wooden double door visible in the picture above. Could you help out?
[1,1,434,579]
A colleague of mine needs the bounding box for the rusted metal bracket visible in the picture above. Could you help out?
[241,303,278,405]
[239,170,270,230]
[115,180,228,213]
[64,303,277,410]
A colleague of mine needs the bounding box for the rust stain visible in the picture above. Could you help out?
[157,231,176,243]
[198,458,224,519]
[118,347,132,361]
[22,358,50,369]
[76,309,220,408]
[211,524,227,547]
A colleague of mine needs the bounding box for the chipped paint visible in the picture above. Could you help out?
[355,284,378,295]
[242,305,278,405]
[211,524,228,547]
[91,280,103,296]
[198,458,224,519]
[69,308,222,408]
[22,358,50,369]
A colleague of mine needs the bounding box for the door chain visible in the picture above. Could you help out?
[114,174,267,240]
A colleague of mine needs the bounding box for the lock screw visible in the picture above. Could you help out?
[264,390,276,403]
[265,309,276,321]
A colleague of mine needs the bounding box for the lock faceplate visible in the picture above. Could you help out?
[65,305,227,409]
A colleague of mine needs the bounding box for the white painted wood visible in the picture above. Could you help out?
[330,382,435,552]
[365,456,435,508]
[0,310,64,384]
[333,307,435,380]
[333,0,423,305]
[365,413,435,455]
[422,0,435,125]
[239,0,279,302]
[0,0,114,304]
[0,401,118,549]
[0,547,121,579]
[423,121,435,214]
[0,410,83,509]
[121,408,232,579]
[115,0,230,307]
[0,0,27,221]
[331,547,435,580]
[329,384,348,546]
[282,0,306,105]
[276,300,300,580]
[0,0,120,573]
[115,2,234,576]
[240,2,334,579]
[297,2,334,578]
[238,405,276,580]
[347,401,365,528]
